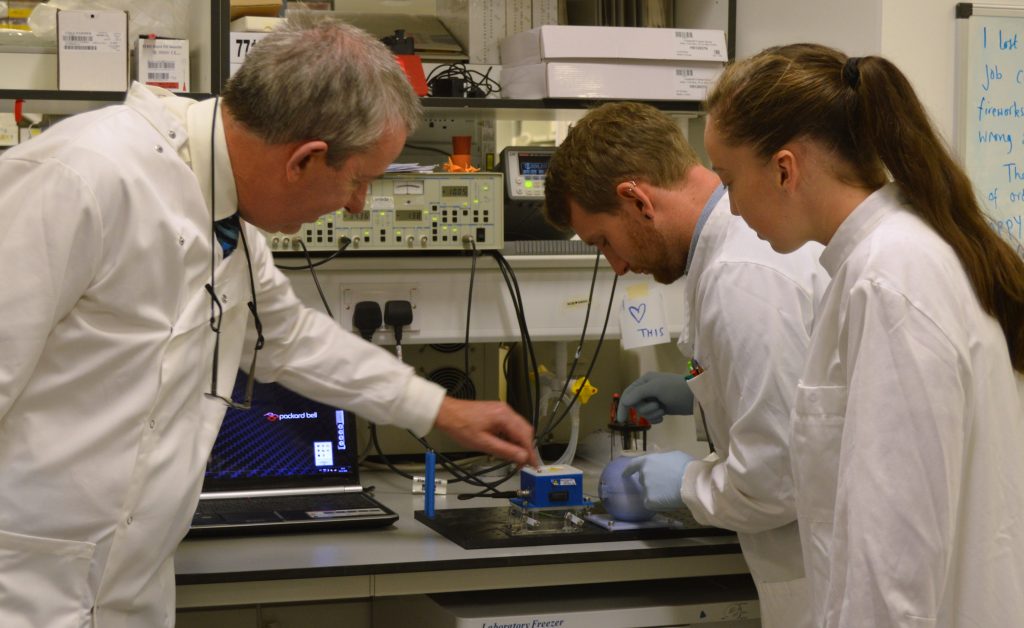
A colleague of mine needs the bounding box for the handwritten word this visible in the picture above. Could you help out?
[637,327,666,338]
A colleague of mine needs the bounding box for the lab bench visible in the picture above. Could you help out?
[175,467,752,628]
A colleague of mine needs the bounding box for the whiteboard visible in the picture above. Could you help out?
[955,2,1024,255]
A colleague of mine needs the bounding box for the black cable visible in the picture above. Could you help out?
[542,252,602,434]
[426,62,502,97]
[404,142,451,157]
[274,236,352,270]
[488,251,540,428]
[293,239,333,318]
[538,268,619,440]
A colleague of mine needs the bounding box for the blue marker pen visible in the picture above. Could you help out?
[424,449,436,519]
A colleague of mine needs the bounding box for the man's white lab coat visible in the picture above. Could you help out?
[795,183,1024,627]
[0,85,445,627]
[677,193,828,628]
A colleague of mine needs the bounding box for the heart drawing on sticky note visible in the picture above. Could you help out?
[628,303,647,323]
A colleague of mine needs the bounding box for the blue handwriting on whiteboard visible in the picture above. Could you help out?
[988,215,1023,241]
[983,63,1003,91]
[976,96,1024,121]
[979,129,1013,153]
[1003,162,1024,182]
[983,27,1020,50]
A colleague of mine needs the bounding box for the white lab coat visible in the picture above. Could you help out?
[0,84,445,627]
[795,183,1024,627]
[677,194,827,628]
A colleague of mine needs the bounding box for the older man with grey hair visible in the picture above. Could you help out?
[0,14,536,627]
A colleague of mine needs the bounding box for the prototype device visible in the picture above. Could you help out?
[507,465,593,535]
[265,172,504,252]
[495,146,572,241]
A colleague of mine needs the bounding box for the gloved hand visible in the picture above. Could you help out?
[617,371,695,424]
[621,451,695,511]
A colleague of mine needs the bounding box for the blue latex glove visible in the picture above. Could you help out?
[621,451,695,511]
[617,371,695,424]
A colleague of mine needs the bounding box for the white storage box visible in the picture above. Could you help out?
[134,38,189,92]
[501,61,724,101]
[501,24,727,67]
[0,46,57,90]
[57,9,128,91]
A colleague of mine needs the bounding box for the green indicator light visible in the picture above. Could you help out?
[524,180,534,189]
[474,198,480,204]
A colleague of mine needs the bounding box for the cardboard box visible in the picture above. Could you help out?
[134,38,189,92]
[228,31,271,77]
[0,46,57,90]
[230,16,283,33]
[57,9,128,91]
[500,25,727,67]
[229,0,282,21]
[501,61,724,101]
[436,0,505,65]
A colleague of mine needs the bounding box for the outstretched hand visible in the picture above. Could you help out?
[433,397,540,467]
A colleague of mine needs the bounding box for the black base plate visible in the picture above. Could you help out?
[414,505,733,549]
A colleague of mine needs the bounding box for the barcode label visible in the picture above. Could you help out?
[676,31,694,39]
[676,68,695,77]
[64,44,97,51]
[147,61,177,69]
[148,72,171,80]
[64,33,93,42]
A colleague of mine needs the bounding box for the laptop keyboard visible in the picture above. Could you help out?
[194,493,384,517]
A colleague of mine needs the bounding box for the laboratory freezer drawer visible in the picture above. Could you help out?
[372,574,760,628]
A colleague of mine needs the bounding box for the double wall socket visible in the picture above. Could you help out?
[341,284,419,340]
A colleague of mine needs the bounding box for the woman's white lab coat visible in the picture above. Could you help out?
[677,194,828,628]
[0,85,445,627]
[795,183,1024,627]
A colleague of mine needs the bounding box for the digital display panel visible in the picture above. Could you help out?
[395,209,423,221]
[342,211,370,221]
[518,154,551,176]
[442,185,469,198]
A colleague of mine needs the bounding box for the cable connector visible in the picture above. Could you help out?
[384,300,413,360]
[412,476,448,494]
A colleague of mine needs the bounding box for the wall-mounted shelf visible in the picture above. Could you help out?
[421,97,703,120]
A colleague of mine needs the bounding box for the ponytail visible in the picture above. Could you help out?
[707,44,1024,371]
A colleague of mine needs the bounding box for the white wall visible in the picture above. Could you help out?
[735,0,1024,143]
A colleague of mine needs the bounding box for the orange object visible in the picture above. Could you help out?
[395,54,428,96]
[443,135,478,171]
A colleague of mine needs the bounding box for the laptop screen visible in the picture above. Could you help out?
[203,372,361,492]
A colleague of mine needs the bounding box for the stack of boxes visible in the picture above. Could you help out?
[499,24,727,101]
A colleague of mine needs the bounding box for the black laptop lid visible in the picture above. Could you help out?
[203,372,361,493]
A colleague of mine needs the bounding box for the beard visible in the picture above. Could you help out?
[626,217,685,284]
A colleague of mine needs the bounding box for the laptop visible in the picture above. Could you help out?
[188,372,399,537]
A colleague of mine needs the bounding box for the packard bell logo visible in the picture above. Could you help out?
[263,411,318,421]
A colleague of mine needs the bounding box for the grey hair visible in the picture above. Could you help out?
[221,12,422,167]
